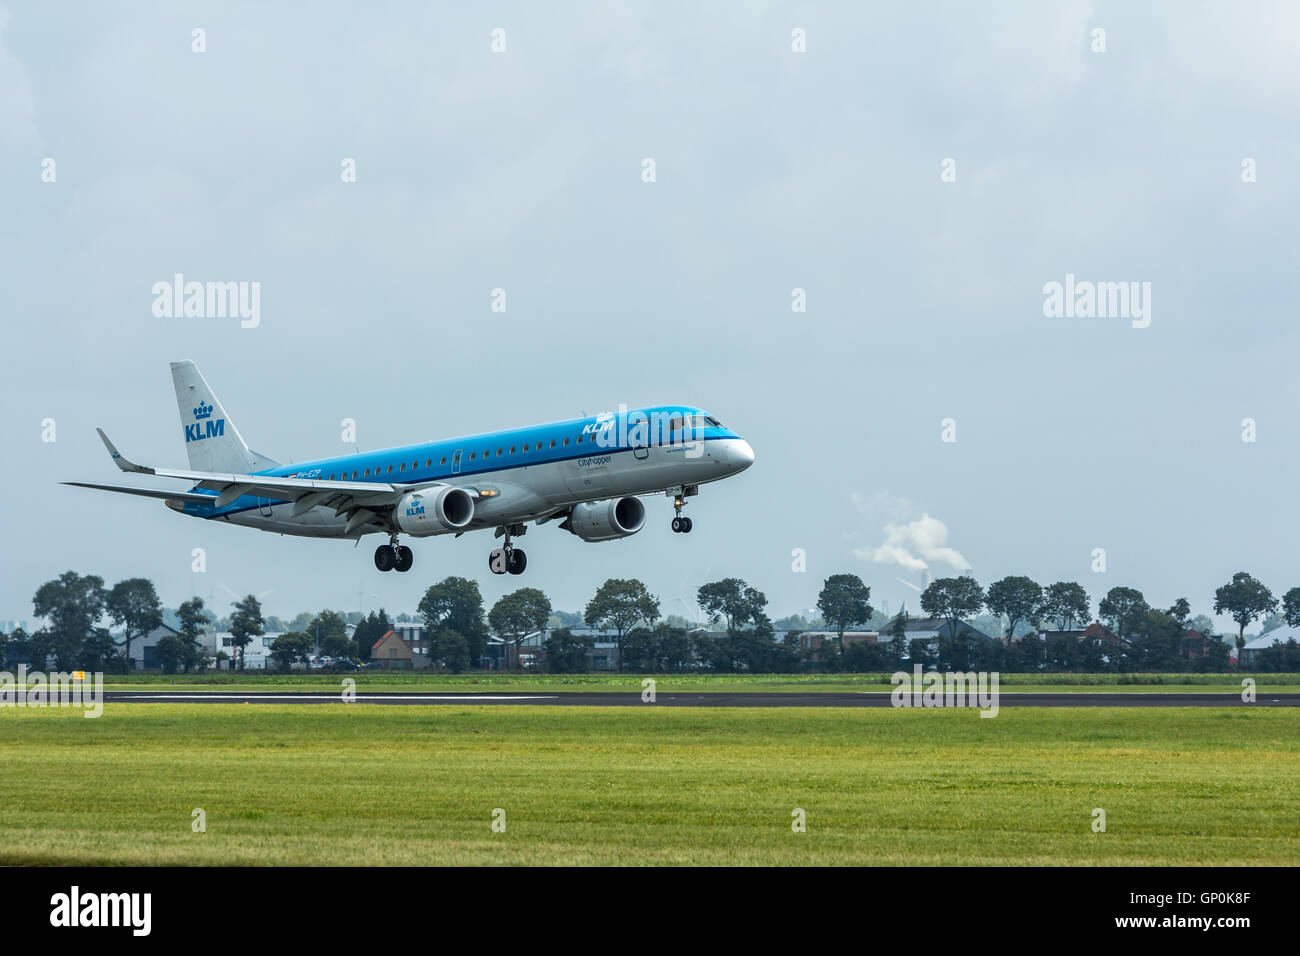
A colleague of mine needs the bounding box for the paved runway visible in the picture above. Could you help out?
[100,691,1300,707]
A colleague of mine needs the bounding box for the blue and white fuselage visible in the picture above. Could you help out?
[68,362,754,575]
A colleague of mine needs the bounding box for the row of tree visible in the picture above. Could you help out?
[7,568,1300,674]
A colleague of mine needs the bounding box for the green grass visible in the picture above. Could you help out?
[0,704,1295,865]
[92,671,1300,695]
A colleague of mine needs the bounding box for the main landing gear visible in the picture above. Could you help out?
[670,493,693,534]
[489,523,528,575]
[375,534,414,573]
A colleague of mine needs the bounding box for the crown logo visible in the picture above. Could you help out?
[193,401,214,420]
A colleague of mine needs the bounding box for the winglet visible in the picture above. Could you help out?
[96,428,153,474]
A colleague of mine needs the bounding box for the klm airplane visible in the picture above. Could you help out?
[67,362,755,574]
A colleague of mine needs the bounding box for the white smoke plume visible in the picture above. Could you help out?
[851,493,972,573]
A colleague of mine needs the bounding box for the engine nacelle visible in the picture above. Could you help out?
[394,486,475,536]
[564,496,646,542]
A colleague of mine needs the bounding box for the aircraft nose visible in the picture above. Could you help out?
[729,439,755,471]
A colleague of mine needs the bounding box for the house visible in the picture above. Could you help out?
[1036,622,1123,648]
[794,630,881,663]
[200,630,281,669]
[1240,625,1300,666]
[879,615,994,647]
[370,629,431,669]
[1179,628,1218,659]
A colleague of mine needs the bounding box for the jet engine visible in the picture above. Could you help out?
[562,496,646,542]
[393,486,475,536]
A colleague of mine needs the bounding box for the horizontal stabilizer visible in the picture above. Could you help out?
[62,481,214,504]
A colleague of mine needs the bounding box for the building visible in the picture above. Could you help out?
[793,630,881,663]
[1240,625,1300,666]
[1035,621,1123,648]
[200,630,282,669]
[370,628,431,669]
[132,623,181,669]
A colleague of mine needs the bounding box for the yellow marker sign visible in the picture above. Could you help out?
[73,671,85,681]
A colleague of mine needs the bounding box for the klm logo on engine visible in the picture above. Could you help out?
[406,501,425,518]
[185,400,225,443]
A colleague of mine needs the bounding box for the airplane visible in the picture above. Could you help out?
[66,361,755,575]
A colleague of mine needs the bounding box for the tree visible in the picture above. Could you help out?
[176,597,210,670]
[154,633,193,673]
[307,610,351,658]
[920,576,985,643]
[816,574,874,650]
[544,627,593,673]
[268,632,313,672]
[106,578,163,670]
[427,628,469,672]
[353,609,392,659]
[1281,587,1300,628]
[696,578,767,633]
[229,595,265,670]
[490,588,552,669]
[79,628,121,672]
[32,571,107,671]
[585,579,660,672]
[1214,572,1277,657]
[1128,607,1184,671]
[419,577,489,666]
[985,576,1043,643]
[1038,581,1090,632]
[1098,587,1149,645]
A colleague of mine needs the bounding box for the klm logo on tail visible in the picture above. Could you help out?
[185,401,225,443]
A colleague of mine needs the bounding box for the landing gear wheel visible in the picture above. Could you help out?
[671,493,691,533]
[508,549,527,574]
[393,546,414,573]
[374,545,395,572]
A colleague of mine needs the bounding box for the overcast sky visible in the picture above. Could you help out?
[2,1,1297,631]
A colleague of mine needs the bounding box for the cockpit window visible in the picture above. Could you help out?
[671,414,722,432]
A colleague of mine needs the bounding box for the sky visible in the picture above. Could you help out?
[2,1,1297,632]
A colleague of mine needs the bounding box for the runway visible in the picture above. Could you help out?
[99,691,1300,707]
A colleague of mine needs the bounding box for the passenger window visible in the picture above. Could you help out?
[469,452,475,460]
[510,446,516,454]
[439,457,446,465]
[386,465,393,474]
[363,469,370,477]
[549,440,556,448]
[563,437,569,446]
[576,435,583,444]
[523,444,529,452]
[399,463,406,472]
[497,447,503,456]
[351,471,358,479]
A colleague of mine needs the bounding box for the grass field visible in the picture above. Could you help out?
[1,704,1295,865]
[89,671,1300,695]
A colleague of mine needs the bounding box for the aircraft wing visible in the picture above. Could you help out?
[75,428,446,515]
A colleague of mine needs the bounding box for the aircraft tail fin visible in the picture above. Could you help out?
[170,360,263,474]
